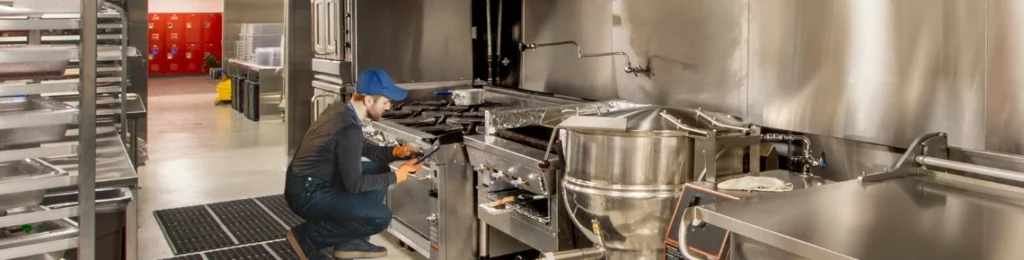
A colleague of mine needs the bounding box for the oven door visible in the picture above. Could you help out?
[311,79,343,121]
[313,0,349,60]
[386,165,435,257]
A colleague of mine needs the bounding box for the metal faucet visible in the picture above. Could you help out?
[762,133,826,175]
[519,41,650,77]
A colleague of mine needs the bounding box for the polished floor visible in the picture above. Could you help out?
[138,76,421,260]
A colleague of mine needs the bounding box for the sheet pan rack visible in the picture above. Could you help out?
[0,1,138,259]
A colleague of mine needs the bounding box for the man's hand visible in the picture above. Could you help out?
[395,159,425,183]
[392,144,419,159]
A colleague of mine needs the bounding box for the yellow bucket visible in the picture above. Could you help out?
[214,79,231,103]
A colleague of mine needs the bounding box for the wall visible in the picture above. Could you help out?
[149,0,223,13]
[519,0,1023,180]
[354,0,473,84]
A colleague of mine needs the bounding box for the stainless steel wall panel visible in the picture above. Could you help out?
[353,0,472,84]
[612,0,749,116]
[987,0,1024,154]
[520,0,617,100]
[748,0,987,149]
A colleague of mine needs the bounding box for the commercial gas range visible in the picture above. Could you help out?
[464,100,652,255]
[363,83,582,259]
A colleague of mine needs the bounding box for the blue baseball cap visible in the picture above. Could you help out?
[356,68,408,101]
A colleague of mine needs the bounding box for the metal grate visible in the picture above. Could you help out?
[154,205,236,254]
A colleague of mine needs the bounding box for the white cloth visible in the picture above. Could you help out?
[716,176,794,192]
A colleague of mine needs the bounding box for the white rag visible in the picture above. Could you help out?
[716,176,794,192]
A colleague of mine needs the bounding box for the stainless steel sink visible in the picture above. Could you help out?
[0,159,66,211]
[0,206,78,260]
[0,96,73,147]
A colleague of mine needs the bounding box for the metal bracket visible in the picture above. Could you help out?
[859,132,947,183]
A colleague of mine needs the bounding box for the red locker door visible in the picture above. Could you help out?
[202,13,223,43]
[184,14,203,43]
[203,42,221,60]
[185,43,202,73]
[165,14,183,43]
[148,43,164,74]
[184,42,201,61]
[166,43,182,74]
[148,14,165,43]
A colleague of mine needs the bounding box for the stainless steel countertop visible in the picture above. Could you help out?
[688,170,832,199]
[697,174,1024,260]
[43,127,139,192]
[228,59,282,71]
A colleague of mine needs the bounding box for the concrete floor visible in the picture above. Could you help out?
[138,76,422,260]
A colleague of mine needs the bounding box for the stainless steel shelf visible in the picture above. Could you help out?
[0,45,137,64]
[0,17,121,31]
[0,77,121,96]
[0,206,80,258]
[0,109,76,130]
[0,34,123,43]
[0,0,129,258]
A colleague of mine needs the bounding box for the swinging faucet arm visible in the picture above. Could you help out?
[520,41,650,76]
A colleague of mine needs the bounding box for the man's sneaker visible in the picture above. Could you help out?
[333,239,388,259]
[286,224,319,260]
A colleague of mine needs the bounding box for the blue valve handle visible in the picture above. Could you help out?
[434,90,453,95]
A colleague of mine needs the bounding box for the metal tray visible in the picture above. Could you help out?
[0,60,69,82]
[0,96,72,147]
[0,159,67,211]
[0,206,77,260]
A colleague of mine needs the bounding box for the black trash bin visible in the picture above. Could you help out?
[42,187,133,260]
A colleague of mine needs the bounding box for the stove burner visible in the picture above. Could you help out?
[439,106,470,112]
[416,125,463,135]
[409,100,451,106]
[401,105,441,112]
[383,110,415,119]
[460,111,486,118]
[421,111,464,118]
[391,117,438,126]
[447,117,485,125]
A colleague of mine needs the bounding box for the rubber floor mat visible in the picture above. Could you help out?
[203,243,277,260]
[256,195,305,228]
[207,198,289,245]
[154,204,236,254]
[266,239,300,260]
[159,254,204,260]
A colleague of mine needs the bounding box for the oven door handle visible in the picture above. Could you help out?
[311,0,334,56]
[311,94,330,120]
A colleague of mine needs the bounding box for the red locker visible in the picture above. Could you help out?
[184,43,202,73]
[184,14,203,43]
[165,43,182,73]
[202,13,222,43]
[184,43,201,61]
[168,62,182,73]
[203,42,221,60]
[165,14,183,43]
[148,43,165,74]
[148,14,165,43]
[187,61,203,73]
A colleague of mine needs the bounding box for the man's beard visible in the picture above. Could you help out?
[367,110,383,121]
